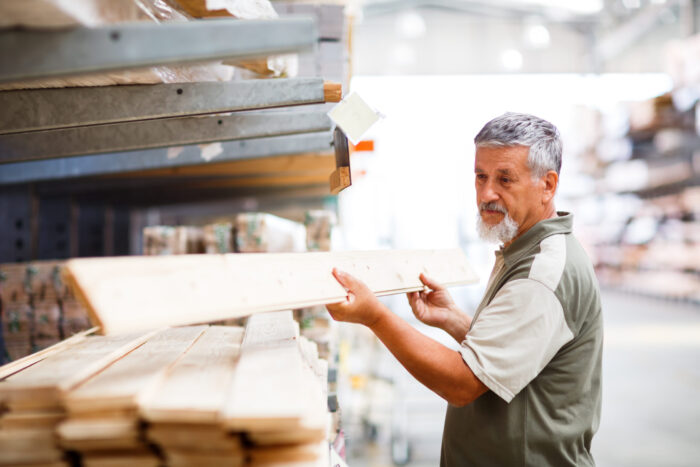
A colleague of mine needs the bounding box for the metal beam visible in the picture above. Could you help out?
[0,79,328,135]
[594,2,680,63]
[0,132,333,185]
[0,112,332,163]
[0,18,316,84]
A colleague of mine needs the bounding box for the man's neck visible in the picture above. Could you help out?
[502,206,558,249]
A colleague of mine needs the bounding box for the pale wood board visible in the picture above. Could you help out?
[249,441,327,464]
[0,332,155,410]
[65,249,479,334]
[0,410,64,429]
[139,326,244,423]
[57,417,138,442]
[222,312,327,434]
[0,327,99,381]
[82,451,160,467]
[147,424,242,451]
[63,326,206,414]
[0,429,63,465]
[166,450,244,467]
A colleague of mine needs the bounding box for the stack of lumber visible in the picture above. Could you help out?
[0,260,92,364]
[222,311,329,466]
[0,312,332,466]
[0,330,152,466]
[142,226,206,255]
[304,210,335,252]
[140,325,245,467]
[233,213,306,253]
[57,326,208,467]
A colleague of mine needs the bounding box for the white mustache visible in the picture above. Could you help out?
[479,202,507,214]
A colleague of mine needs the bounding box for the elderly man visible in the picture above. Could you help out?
[327,113,603,466]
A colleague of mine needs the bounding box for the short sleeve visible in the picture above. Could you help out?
[459,278,574,403]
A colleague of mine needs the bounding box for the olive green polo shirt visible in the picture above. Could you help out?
[441,212,603,466]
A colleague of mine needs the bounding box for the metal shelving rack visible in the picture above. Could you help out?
[0,16,348,262]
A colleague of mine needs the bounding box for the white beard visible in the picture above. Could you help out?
[476,204,519,245]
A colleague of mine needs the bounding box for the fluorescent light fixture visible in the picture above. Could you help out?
[395,10,427,39]
[525,23,551,48]
[523,0,604,15]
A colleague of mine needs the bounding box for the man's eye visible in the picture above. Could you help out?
[476,174,486,180]
[501,177,511,184]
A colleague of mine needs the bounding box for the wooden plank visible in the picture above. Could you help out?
[57,418,139,449]
[0,410,64,429]
[139,326,244,423]
[222,312,327,435]
[0,332,155,410]
[0,327,98,381]
[107,153,335,179]
[329,167,351,194]
[249,441,327,465]
[63,326,206,414]
[65,249,478,335]
[0,429,64,464]
[182,172,331,190]
[82,450,160,467]
[147,424,242,451]
[166,450,244,467]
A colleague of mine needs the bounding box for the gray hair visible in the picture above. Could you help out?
[474,112,562,179]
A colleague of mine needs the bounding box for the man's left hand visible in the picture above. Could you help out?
[326,268,387,327]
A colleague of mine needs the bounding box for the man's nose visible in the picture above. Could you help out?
[478,180,499,203]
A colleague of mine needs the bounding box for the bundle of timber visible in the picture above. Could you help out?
[0,313,330,466]
[140,326,245,466]
[304,210,335,252]
[222,311,329,466]
[233,213,306,253]
[142,226,206,255]
[0,0,290,91]
[57,326,209,466]
[0,330,153,466]
[0,261,92,364]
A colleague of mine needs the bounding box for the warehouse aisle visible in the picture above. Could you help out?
[347,290,700,467]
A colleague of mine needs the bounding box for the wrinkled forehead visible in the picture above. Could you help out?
[474,145,531,173]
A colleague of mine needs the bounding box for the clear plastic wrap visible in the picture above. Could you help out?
[0,0,292,90]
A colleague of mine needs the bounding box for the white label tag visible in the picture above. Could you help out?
[327,92,381,145]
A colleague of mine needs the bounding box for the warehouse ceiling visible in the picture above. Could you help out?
[353,0,698,74]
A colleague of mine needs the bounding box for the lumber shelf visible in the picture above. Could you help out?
[64,249,479,335]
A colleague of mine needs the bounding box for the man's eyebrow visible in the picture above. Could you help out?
[496,168,517,177]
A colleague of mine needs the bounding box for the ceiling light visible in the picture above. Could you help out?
[395,10,426,39]
[525,23,551,48]
[501,49,523,71]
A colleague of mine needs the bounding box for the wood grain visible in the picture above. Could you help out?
[0,327,99,381]
[64,326,206,414]
[222,312,327,437]
[139,326,244,423]
[65,249,478,335]
[0,332,155,410]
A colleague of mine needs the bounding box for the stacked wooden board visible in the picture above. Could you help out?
[0,330,154,466]
[0,312,330,466]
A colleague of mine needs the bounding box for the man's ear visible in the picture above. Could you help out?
[542,170,558,204]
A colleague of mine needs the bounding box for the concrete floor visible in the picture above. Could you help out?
[346,290,700,466]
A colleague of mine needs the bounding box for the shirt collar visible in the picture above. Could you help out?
[495,212,573,266]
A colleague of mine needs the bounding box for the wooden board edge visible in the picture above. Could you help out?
[64,261,107,334]
[0,327,99,380]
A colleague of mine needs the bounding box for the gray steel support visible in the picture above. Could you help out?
[0,112,332,163]
[0,18,316,83]
[0,78,328,135]
[0,132,333,185]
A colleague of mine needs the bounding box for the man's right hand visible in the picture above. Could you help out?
[407,274,471,342]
